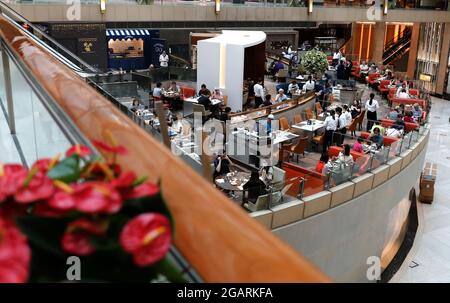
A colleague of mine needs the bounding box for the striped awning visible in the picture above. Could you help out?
[106,29,151,38]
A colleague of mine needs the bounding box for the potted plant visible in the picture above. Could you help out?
[300,47,329,79]
[0,138,184,282]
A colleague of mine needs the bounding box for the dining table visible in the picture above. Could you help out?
[215,171,251,192]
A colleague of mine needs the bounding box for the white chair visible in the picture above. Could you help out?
[272,167,286,192]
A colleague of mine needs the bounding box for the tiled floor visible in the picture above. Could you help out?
[391,96,450,283]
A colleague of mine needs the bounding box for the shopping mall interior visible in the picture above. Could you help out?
[0,0,449,284]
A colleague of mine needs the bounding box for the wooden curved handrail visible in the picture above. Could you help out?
[0,17,330,282]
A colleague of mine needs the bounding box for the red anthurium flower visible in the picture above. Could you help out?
[0,164,27,202]
[65,144,92,158]
[119,213,171,267]
[33,202,70,218]
[14,169,54,204]
[124,182,160,200]
[74,182,122,214]
[31,156,59,174]
[0,219,31,283]
[61,218,107,256]
[111,171,137,189]
[93,140,127,155]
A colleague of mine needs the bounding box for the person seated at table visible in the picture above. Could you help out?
[385,127,403,138]
[171,114,191,137]
[371,71,393,90]
[392,114,405,130]
[396,83,409,97]
[315,153,329,174]
[211,87,224,101]
[352,136,364,153]
[243,170,267,205]
[213,152,232,179]
[131,98,144,111]
[152,82,163,100]
[370,120,385,136]
[403,111,415,123]
[338,144,355,166]
[288,80,299,96]
[370,128,384,148]
[198,92,212,111]
[359,60,369,77]
[368,63,379,75]
[167,81,180,93]
[164,107,173,127]
[350,99,361,119]
[389,106,400,120]
[261,94,273,107]
[259,114,274,135]
[275,89,288,103]
[198,83,211,97]
[302,75,316,92]
[397,88,410,99]
[219,107,232,122]
[412,103,422,120]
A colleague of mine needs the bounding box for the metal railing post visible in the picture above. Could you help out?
[1,42,16,134]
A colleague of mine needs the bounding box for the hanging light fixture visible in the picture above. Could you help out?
[308,0,313,15]
[383,0,388,15]
[215,0,221,15]
[100,0,106,14]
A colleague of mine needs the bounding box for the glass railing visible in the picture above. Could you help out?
[0,39,94,166]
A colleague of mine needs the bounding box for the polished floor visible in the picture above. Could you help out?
[391,96,450,283]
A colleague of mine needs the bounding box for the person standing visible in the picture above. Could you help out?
[365,93,379,131]
[332,49,342,67]
[159,50,169,68]
[335,107,347,147]
[253,79,265,108]
[324,109,338,151]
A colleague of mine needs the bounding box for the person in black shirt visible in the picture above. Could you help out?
[336,60,346,80]
[213,153,232,179]
[220,107,232,122]
[198,94,212,111]
[198,84,211,97]
[392,114,405,130]
[243,170,267,205]
[261,94,273,107]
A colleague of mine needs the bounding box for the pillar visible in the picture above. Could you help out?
[406,23,420,80]
[372,22,386,65]
[435,23,450,95]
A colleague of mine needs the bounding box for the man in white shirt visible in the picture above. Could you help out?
[396,84,409,97]
[342,105,352,128]
[288,80,299,95]
[159,51,169,68]
[332,49,342,66]
[336,107,348,146]
[253,79,265,108]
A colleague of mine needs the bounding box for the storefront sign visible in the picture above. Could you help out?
[79,38,97,54]
[419,73,432,82]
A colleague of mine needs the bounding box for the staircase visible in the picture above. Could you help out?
[382,28,412,66]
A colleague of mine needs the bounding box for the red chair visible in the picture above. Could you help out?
[360,132,400,146]
[391,98,426,109]
[366,73,380,86]
[409,89,419,97]
[328,146,365,161]
[380,119,419,133]
[378,80,391,94]
[282,162,326,197]
[351,66,361,78]
[180,86,195,100]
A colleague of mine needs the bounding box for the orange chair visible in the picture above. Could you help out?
[311,132,325,152]
[315,102,323,115]
[294,114,303,124]
[284,136,309,162]
[279,117,290,131]
[367,73,380,86]
[304,108,314,120]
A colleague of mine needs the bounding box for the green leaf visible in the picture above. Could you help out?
[47,154,81,183]
[15,215,71,257]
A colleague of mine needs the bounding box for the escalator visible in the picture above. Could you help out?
[382,27,412,66]
[0,1,100,76]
